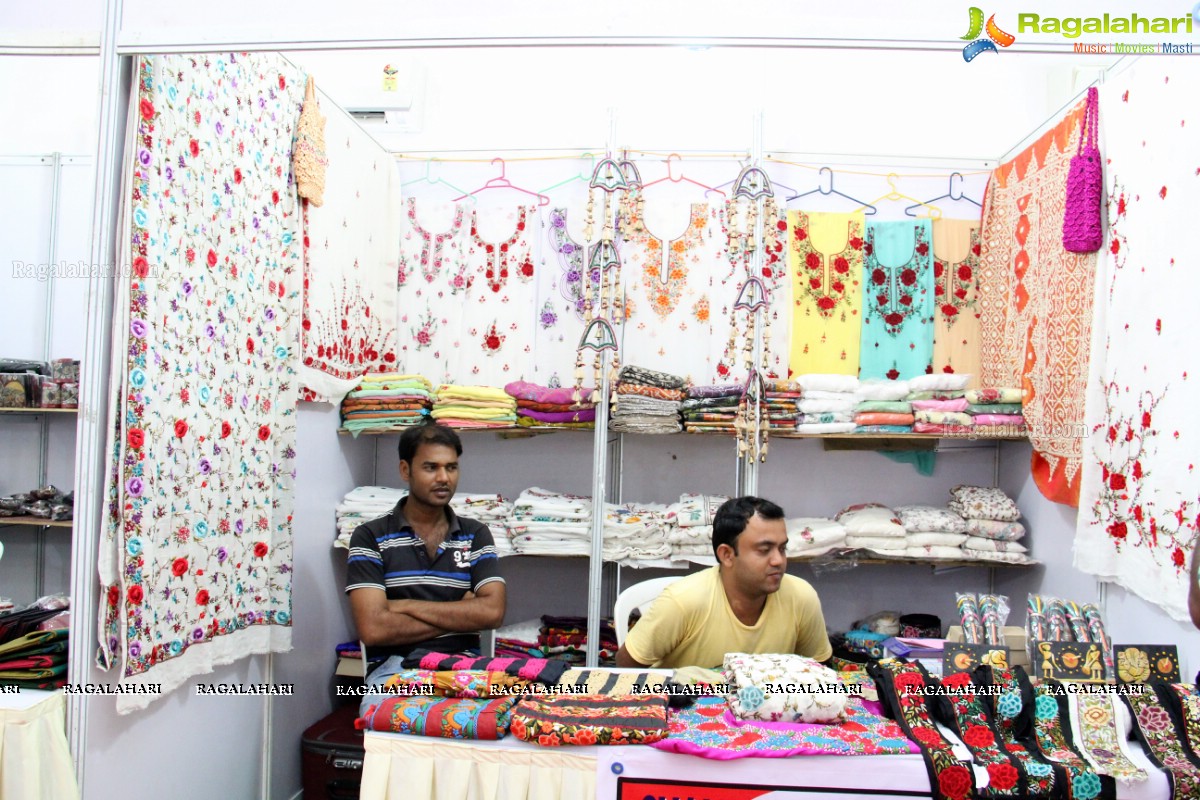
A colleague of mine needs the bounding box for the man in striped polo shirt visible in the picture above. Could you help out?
[347,423,506,705]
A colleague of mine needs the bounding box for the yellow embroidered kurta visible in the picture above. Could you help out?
[931,219,983,386]
[787,211,865,376]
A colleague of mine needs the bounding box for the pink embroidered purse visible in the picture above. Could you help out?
[1062,87,1103,253]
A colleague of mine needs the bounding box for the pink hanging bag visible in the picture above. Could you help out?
[1062,86,1103,253]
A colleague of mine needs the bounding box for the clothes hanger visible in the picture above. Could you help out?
[400,158,473,198]
[452,157,551,206]
[706,161,797,198]
[903,172,981,217]
[537,153,598,195]
[784,166,877,214]
[639,153,726,196]
[855,173,942,219]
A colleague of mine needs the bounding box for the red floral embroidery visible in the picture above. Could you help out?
[791,211,862,319]
[482,322,506,355]
[863,224,931,336]
[936,228,981,327]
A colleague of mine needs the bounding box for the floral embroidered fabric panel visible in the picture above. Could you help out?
[936,672,1031,797]
[620,196,723,384]
[1029,680,1114,800]
[1073,64,1200,620]
[871,662,976,800]
[536,208,591,388]
[1070,693,1149,781]
[1125,690,1200,800]
[931,220,983,386]
[509,694,668,746]
[859,220,934,381]
[788,210,865,377]
[98,53,302,711]
[396,199,469,385]
[723,652,847,723]
[458,205,539,387]
[981,668,1064,799]
[298,105,401,402]
[1169,684,1200,756]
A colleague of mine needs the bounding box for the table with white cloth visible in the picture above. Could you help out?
[362,715,1172,800]
[0,690,79,800]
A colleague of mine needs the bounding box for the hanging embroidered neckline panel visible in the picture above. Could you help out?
[625,202,709,322]
[790,210,863,319]
[934,227,981,328]
[402,198,467,288]
[864,223,931,337]
[470,206,533,294]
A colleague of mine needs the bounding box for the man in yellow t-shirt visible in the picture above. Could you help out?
[615,496,832,669]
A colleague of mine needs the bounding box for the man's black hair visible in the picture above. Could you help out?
[398,422,463,465]
[712,496,785,557]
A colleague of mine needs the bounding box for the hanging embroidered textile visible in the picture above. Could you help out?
[977,667,1070,799]
[458,205,539,386]
[98,53,303,712]
[860,220,934,381]
[1167,684,1200,756]
[299,102,401,402]
[931,219,983,384]
[619,193,721,384]
[1068,693,1148,782]
[1124,689,1200,799]
[787,211,865,377]
[934,671,1034,797]
[1073,64,1200,620]
[396,199,470,385]
[536,208,590,388]
[977,101,1096,506]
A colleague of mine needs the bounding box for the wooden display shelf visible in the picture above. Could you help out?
[0,516,72,528]
[0,407,77,414]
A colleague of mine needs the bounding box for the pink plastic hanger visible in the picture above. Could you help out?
[453,157,551,206]
[639,154,726,196]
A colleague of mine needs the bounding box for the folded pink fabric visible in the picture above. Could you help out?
[504,381,595,405]
[913,422,975,434]
[910,398,969,412]
[517,408,597,424]
[971,414,1024,425]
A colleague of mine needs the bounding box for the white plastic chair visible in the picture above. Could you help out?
[614,576,683,646]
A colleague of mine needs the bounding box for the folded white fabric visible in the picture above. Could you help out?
[964,518,1026,541]
[949,485,1021,521]
[836,503,906,537]
[796,412,854,424]
[795,374,860,394]
[857,379,912,402]
[343,485,408,505]
[905,531,969,547]
[905,545,966,560]
[845,535,907,552]
[907,373,971,392]
[963,536,1028,554]
[802,389,863,401]
[676,494,729,527]
[796,398,860,414]
[793,422,858,435]
[724,653,847,723]
[895,505,969,534]
[667,525,712,545]
[785,517,847,556]
[966,550,1037,565]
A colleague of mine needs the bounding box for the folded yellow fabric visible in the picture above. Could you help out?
[436,385,513,403]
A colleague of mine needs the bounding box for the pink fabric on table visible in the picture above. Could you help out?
[504,380,595,405]
[971,414,1024,425]
[910,398,970,412]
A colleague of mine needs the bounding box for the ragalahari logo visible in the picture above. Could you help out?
[961,7,1016,61]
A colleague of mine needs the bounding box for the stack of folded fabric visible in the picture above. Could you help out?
[538,615,618,666]
[604,502,672,564]
[836,502,907,556]
[610,365,686,434]
[335,486,407,548]
[0,600,70,690]
[431,385,517,428]
[340,374,433,435]
[785,517,847,558]
[508,487,592,556]
[965,387,1026,435]
[452,492,515,556]
[948,485,1036,564]
[764,379,804,430]
[493,619,547,658]
[665,493,727,562]
[853,379,914,434]
[794,374,859,434]
[504,380,596,429]
[681,384,741,433]
[895,504,969,560]
[904,374,973,434]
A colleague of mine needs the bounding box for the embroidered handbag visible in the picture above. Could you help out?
[1062,86,1103,253]
[293,75,328,207]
